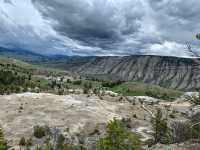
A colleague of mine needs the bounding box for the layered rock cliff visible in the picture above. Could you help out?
[63,55,200,91]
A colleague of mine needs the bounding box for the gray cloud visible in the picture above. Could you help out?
[33,0,144,50]
[0,0,199,56]
[148,0,200,41]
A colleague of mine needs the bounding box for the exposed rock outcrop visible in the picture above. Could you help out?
[63,55,200,91]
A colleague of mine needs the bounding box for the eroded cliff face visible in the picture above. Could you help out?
[64,55,200,91]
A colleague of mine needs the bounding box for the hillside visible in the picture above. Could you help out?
[48,55,200,91]
[1,47,200,91]
[0,47,69,64]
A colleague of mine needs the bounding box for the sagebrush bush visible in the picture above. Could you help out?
[170,121,191,143]
[19,137,26,146]
[0,128,7,150]
[33,126,46,139]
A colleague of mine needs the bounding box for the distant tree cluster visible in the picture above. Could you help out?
[102,80,123,88]
[72,80,82,85]
[145,90,172,100]
[0,69,33,94]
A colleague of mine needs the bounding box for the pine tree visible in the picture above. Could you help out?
[97,119,141,150]
[152,109,171,144]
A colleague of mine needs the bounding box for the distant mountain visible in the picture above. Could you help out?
[52,55,200,91]
[1,47,200,91]
[0,47,69,63]
[0,47,46,62]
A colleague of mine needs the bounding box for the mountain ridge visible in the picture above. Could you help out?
[59,55,200,91]
[0,47,200,91]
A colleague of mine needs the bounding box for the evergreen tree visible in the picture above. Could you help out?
[97,119,141,150]
[152,109,171,144]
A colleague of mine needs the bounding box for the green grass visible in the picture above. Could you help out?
[64,79,102,89]
[0,55,183,100]
[32,76,50,90]
[64,79,182,100]
[109,81,183,100]
[0,56,69,76]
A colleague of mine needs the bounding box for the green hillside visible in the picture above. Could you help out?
[109,81,182,100]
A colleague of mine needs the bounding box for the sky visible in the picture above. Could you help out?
[0,0,200,56]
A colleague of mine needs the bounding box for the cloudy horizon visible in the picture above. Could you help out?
[0,0,200,57]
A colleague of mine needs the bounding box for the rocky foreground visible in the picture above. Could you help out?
[0,92,199,149]
[0,93,135,148]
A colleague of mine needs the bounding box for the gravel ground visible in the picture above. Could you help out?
[0,92,134,146]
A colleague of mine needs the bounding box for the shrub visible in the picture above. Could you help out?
[83,88,89,94]
[0,128,7,150]
[133,114,137,118]
[190,112,200,139]
[145,139,154,148]
[66,79,71,83]
[45,142,54,150]
[83,82,92,94]
[170,121,191,143]
[58,88,65,95]
[26,138,33,146]
[186,92,200,105]
[35,145,42,150]
[145,90,171,100]
[102,80,123,88]
[84,82,92,89]
[19,137,26,146]
[33,126,46,139]
[169,113,175,119]
[191,125,200,139]
[56,134,65,150]
[97,119,141,150]
[93,88,99,95]
[50,80,57,89]
[62,144,76,150]
[191,112,200,123]
[19,105,23,110]
[72,80,82,85]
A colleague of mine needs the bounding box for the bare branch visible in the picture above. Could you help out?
[186,42,199,57]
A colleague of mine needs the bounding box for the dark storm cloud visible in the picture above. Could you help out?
[33,0,143,50]
[0,0,200,56]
